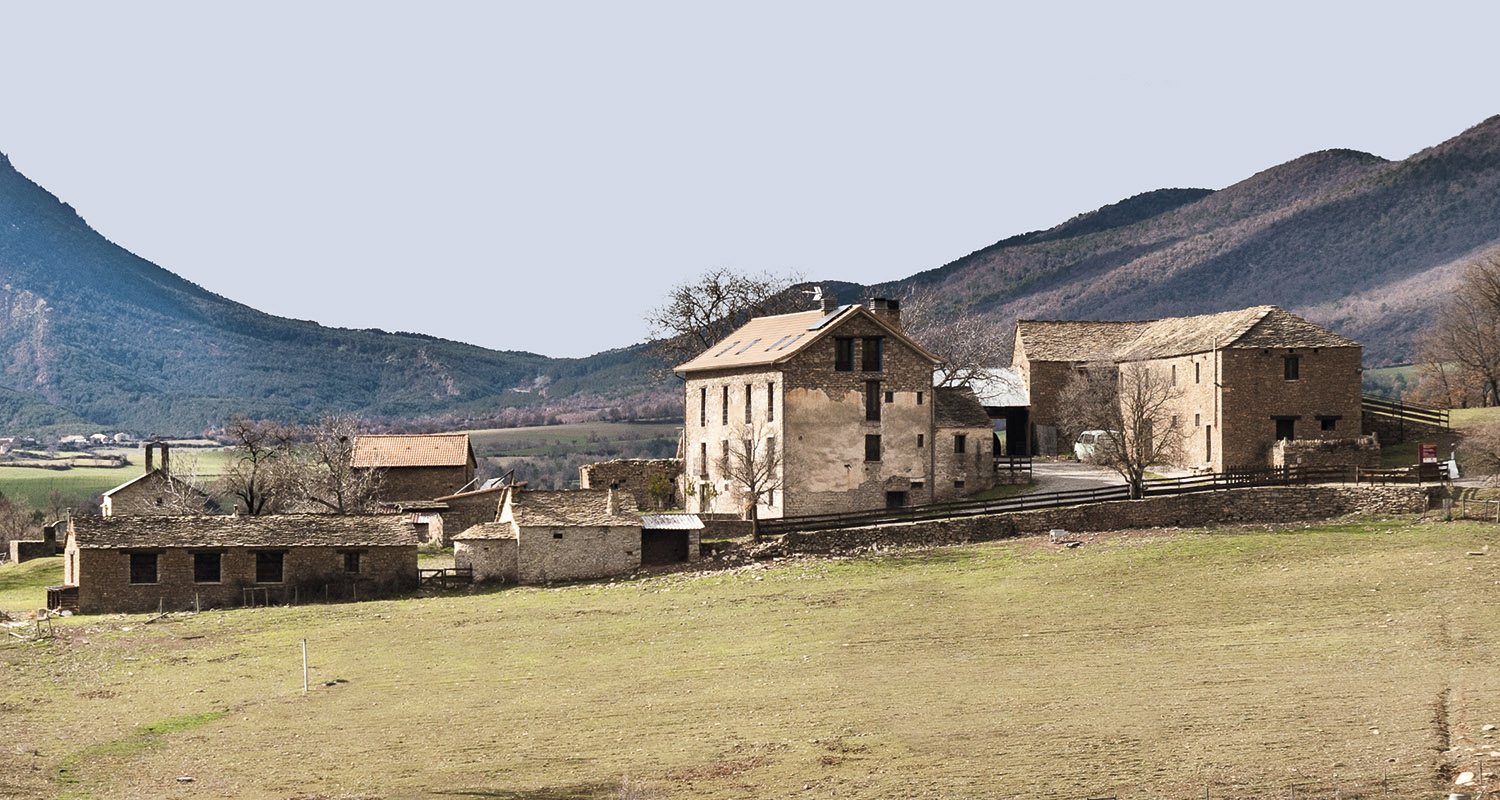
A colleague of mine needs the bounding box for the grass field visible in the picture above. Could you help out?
[0,447,234,509]
[467,421,679,456]
[3,517,1499,799]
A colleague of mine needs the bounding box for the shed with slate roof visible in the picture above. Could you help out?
[1012,306,1365,470]
[453,487,643,584]
[57,515,418,613]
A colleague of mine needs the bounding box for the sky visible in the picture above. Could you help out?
[2,1,1498,358]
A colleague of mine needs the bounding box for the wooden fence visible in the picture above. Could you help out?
[1361,394,1451,430]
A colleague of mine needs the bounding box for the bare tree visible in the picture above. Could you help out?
[0,491,37,552]
[897,284,1013,386]
[158,455,215,515]
[291,414,383,514]
[1421,255,1500,407]
[218,417,296,515]
[716,425,784,542]
[645,268,804,368]
[1458,422,1500,484]
[1058,361,1184,498]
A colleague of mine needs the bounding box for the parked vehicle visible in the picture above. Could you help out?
[1073,430,1121,461]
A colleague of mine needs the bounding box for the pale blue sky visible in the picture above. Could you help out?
[2,1,1497,357]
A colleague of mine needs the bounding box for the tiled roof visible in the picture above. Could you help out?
[933,386,992,428]
[350,434,473,468]
[1017,306,1357,363]
[70,514,418,549]
[503,488,641,528]
[674,305,941,373]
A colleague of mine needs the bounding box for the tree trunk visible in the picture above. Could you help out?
[749,503,760,543]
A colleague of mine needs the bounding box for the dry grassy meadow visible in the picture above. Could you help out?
[2,516,1499,799]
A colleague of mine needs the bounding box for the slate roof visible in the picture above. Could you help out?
[102,470,206,499]
[674,305,941,373]
[965,367,1029,408]
[504,488,641,528]
[933,386,992,428]
[350,434,473,468]
[641,513,705,530]
[1016,306,1358,363]
[451,522,514,541]
[69,514,418,549]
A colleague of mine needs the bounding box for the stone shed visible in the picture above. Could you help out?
[453,487,642,584]
[102,441,213,517]
[352,433,477,502]
[57,514,418,614]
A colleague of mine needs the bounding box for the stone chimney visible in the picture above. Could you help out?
[606,487,618,518]
[145,442,154,473]
[160,442,170,475]
[820,287,839,316]
[868,297,901,328]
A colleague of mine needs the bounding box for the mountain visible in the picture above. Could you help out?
[0,153,664,434]
[886,115,1500,366]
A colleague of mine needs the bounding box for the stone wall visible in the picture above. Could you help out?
[1271,435,1381,469]
[455,538,518,583]
[764,485,1432,556]
[1218,347,1364,470]
[580,459,683,511]
[932,425,995,500]
[72,544,418,614]
[516,524,641,583]
[439,488,505,539]
[376,465,474,502]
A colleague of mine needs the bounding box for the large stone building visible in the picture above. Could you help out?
[675,296,996,518]
[56,515,419,614]
[351,434,477,502]
[453,487,646,584]
[1013,306,1364,471]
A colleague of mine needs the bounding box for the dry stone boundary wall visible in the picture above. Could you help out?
[765,485,1433,555]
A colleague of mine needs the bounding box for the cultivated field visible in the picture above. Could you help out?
[3,518,1499,799]
[0,446,233,509]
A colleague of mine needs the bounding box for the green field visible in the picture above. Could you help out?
[4,516,1498,799]
[467,420,680,456]
[0,447,233,510]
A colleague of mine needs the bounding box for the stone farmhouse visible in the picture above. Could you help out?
[1013,305,1364,471]
[57,514,418,614]
[676,296,996,518]
[454,487,667,584]
[351,433,477,502]
[101,441,212,517]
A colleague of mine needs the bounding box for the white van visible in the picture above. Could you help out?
[1073,430,1120,461]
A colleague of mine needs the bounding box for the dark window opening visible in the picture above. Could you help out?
[1320,416,1339,431]
[721,385,729,425]
[1171,364,1177,385]
[954,434,967,454]
[865,434,881,462]
[954,480,965,489]
[1284,356,1300,381]
[745,384,753,423]
[862,337,884,371]
[885,491,908,509]
[342,551,362,574]
[1194,413,1201,427]
[911,480,924,489]
[884,391,894,403]
[866,381,881,421]
[916,391,924,405]
[699,442,708,476]
[767,383,775,422]
[193,552,221,583]
[834,337,854,371]
[553,532,564,539]
[255,551,285,584]
[1195,362,1201,383]
[129,552,157,585]
[1275,418,1296,441]
[699,387,706,427]
[917,433,925,448]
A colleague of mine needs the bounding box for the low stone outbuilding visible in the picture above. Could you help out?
[102,441,212,517]
[640,513,703,566]
[932,386,997,500]
[56,514,418,614]
[454,488,641,584]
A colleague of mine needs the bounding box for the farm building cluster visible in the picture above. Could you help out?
[22,290,1393,614]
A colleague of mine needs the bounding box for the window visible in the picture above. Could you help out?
[553,532,564,539]
[745,384,753,423]
[917,391,924,405]
[954,480,965,489]
[917,433,925,448]
[834,337,854,371]
[1171,364,1177,385]
[1195,362,1201,383]
[865,434,881,462]
[766,436,775,459]
[699,442,708,476]
[255,551,285,584]
[1284,355,1300,381]
[342,551,362,574]
[1275,418,1296,440]
[955,434,967,454]
[721,440,729,461]
[1319,416,1339,431]
[1171,415,1179,428]
[699,387,706,427]
[721,385,729,425]
[1194,413,1201,427]
[128,552,158,585]
[1205,425,1212,462]
[911,480,924,489]
[884,391,894,403]
[866,381,881,421]
[193,552,221,583]
[862,337,884,371]
[767,383,775,422]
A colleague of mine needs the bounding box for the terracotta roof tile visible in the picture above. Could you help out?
[70,514,418,549]
[350,434,473,468]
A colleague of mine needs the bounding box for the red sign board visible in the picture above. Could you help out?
[1419,444,1438,464]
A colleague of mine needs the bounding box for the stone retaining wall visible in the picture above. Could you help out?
[764,485,1433,556]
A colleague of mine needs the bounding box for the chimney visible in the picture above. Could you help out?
[820,287,839,316]
[606,487,618,517]
[868,297,901,329]
[160,442,170,476]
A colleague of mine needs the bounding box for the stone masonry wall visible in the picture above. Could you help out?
[455,538,518,583]
[517,524,641,583]
[1218,347,1363,470]
[580,459,683,511]
[764,485,1432,556]
[73,544,418,614]
[1272,435,1382,469]
[376,465,474,502]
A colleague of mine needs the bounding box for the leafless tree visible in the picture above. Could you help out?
[897,284,1013,386]
[645,268,804,369]
[0,492,38,552]
[1458,422,1500,484]
[716,424,784,542]
[1421,255,1500,407]
[218,417,296,515]
[291,414,383,514]
[158,455,215,515]
[1058,361,1184,498]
